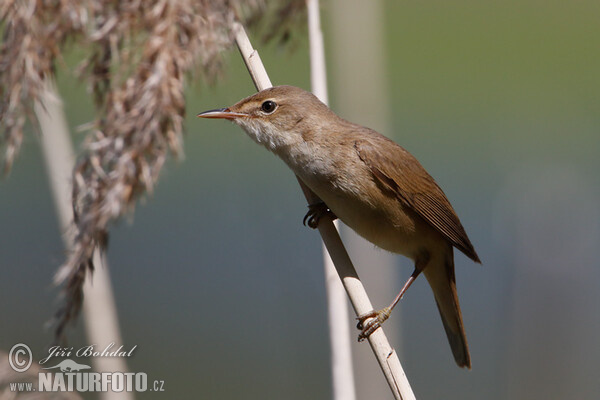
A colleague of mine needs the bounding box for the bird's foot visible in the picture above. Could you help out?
[356,307,392,341]
[303,201,337,229]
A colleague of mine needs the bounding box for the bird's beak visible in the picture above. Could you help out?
[197,108,247,120]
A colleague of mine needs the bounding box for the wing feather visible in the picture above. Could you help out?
[354,137,480,263]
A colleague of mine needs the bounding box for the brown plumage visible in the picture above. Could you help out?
[354,136,480,263]
[198,85,481,368]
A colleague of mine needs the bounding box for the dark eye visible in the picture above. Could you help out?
[261,100,277,114]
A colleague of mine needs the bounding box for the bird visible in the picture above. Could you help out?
[197,85,481,368]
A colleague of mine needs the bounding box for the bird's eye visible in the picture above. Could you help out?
[261,100,277,114]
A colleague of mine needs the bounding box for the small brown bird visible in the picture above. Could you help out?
[198,85,480,368]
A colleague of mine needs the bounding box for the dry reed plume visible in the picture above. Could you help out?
[0,0,305,342]
[0,0,87,174]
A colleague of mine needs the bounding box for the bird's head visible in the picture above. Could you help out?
[197,85,338,152]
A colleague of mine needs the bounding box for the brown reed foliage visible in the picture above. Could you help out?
[0,0,87,174]
[0,0,305,342]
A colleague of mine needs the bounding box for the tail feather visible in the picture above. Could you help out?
[424,250,471,368]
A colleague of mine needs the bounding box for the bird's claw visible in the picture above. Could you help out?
[303,201,337,229]
[356,307,392,342]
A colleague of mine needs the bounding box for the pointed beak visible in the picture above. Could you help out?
[197,108,247,120]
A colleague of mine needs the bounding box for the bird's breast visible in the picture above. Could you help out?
[294,160,431,260]
[277,139,443,260]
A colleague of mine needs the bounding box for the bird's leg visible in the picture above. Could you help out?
[356,267,422,341]
[303,200,337,229]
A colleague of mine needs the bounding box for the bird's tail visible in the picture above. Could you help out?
[423,249,471,368]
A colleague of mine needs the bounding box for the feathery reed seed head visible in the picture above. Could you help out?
[0,0,305,341]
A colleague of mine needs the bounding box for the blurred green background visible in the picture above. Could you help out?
[1,1,599,399]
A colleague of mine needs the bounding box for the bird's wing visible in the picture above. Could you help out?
[354,136,480,263]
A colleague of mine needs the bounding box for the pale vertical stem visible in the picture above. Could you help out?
[307,0,328,104]
[35,83,76,233]
[328,1,400,398]
[81,252,133,400]
[231,22,416,400]
[307,1,356,400]
[35,79,133,400]
[233,24,272,89]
